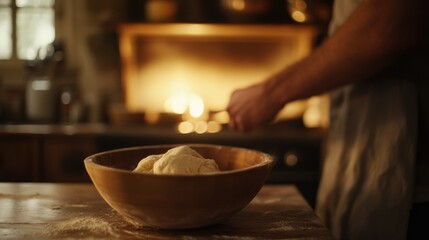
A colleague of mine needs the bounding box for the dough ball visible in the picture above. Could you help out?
[153,154,219,175]
[163,145,203,158]
[133,154,163,173]
[132,145,220,175]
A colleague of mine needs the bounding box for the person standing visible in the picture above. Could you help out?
[227,0,429,239]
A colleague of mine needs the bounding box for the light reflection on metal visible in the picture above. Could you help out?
[287,0,309,23]
[291,11,306,23]
[207,121,222,133]
[61,91,71,105]
[194,120,208,134]
[178,121,194,134]
[284,152,299,167]
[31,78,51,91]
[177,120,222,135]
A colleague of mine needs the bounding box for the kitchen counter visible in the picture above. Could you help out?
[0,183,334,239]
[0,122,326,140]
[0,124,325,207]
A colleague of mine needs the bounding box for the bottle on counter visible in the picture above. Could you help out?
[25,40,65,123]
[25,60,55,123]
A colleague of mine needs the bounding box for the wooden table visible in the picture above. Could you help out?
[0,183,334,239]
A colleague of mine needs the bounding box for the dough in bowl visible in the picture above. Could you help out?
[133,145,220,175]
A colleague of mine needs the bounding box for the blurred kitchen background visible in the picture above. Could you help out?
[0,0,333,207]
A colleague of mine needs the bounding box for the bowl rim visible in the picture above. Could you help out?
[84,143,275,177]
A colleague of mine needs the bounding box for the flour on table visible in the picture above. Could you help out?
[133,145,220,175]
[45,216,120,238]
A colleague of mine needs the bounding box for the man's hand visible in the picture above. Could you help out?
[227,82,283,132]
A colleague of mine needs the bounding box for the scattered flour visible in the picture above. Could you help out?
[45,216,120,239]
[182,236,263,240]
[267,220,296,232]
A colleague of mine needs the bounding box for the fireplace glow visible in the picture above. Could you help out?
[164,92,189,114]
[119,24,328,130]
[164,92,205,118]
[189,95,204,118]
[165,92,224,134]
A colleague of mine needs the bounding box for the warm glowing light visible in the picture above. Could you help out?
[178,121,194,134]
[164,92,205,118]
[230,0,245,11]
[145,112,160,124]
[164,92,189,114]
[207,121,222,133]
[303,106,321,128]
[195,120,208,134]
[295,0,307,10]
[178,120,221,134]
[291,11,306,23]
[120,23,320,119]
[303,96,328,128]
[145,0,177,22]
[186,24,209,35]
[212,111,230,124]
[189,94,204,118]
[284,153,299,166]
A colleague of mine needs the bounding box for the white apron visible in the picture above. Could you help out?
[315,0,419,239]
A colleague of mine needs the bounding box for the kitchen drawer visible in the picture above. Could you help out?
[0,135,40,181]
[42,135,97,182]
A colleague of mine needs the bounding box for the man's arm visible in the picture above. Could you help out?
[227,0,427,132]
[267,0,426,103]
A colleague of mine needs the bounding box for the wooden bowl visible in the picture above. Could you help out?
[84,144,274,229]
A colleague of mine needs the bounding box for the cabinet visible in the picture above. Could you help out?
[42,135,97,182]
[0,125,99,183]
[0,135,40,182]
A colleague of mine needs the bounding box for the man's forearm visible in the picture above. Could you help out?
[266,0,427,105]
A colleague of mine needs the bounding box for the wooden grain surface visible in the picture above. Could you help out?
[0,183,334,239]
